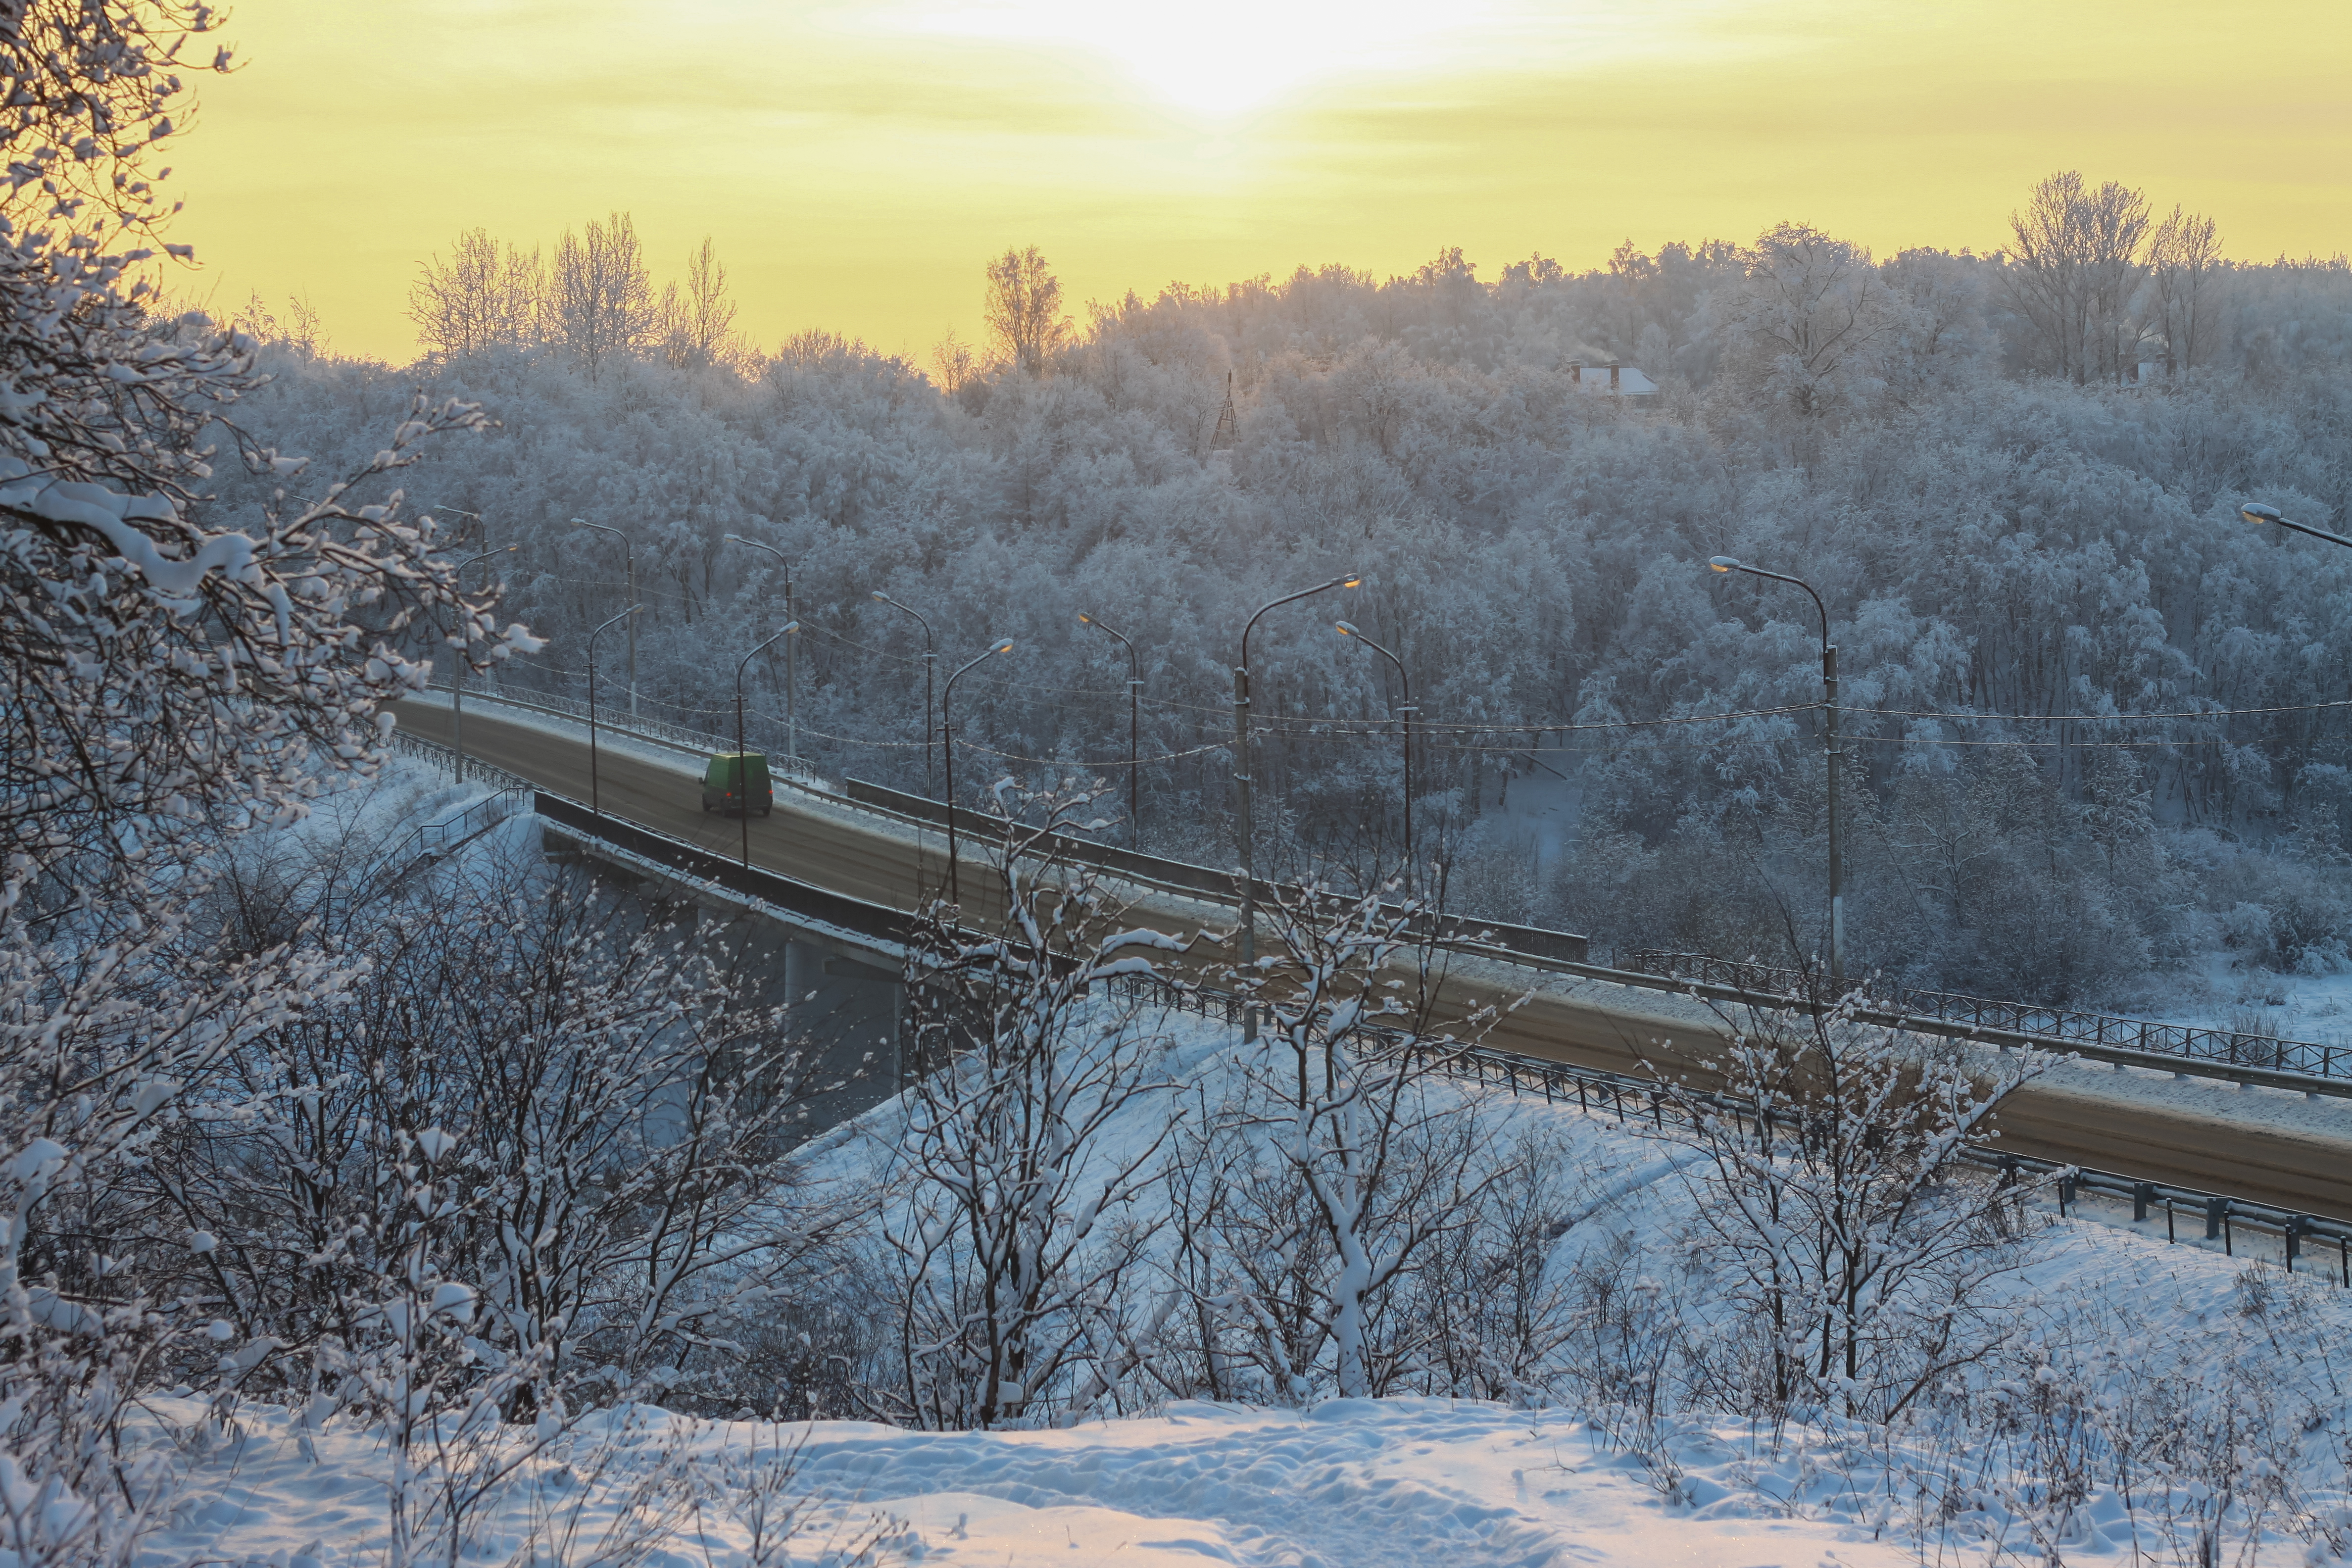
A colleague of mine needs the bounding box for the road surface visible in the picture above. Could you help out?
[396,699,2352,1220]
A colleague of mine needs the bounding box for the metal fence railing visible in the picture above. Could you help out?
[1107,969,2352,1283]
[386,729,538,797]
[1628,949,2352,1085]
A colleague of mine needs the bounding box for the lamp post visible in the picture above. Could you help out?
[726,534,798,762]
[868,591,938,798]
[1077,611,1143,849]
[1334,620,1415,885]
[1708,555,1845,989]
[735,621,799,870]
[449,544,516,785]
[570,518,638,720]
[1234,573,1361,1041]
[941,637,1016,910]
[586,604,642,825]
[2242,501,2352,551]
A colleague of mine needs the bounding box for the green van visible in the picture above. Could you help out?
[701,752,773,817]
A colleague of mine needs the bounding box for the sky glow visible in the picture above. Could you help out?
[170,0,2350,365]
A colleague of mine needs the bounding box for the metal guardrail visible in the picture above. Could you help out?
[386,729,538,796]
[1114,971,2352,1278]
[842,774,1591,965]
[1630,949,2352,1085]
[424,680,816,778]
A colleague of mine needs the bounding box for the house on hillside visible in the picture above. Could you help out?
[1568,359,1660,403]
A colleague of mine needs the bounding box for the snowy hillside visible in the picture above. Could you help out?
[134,985,2352,1567]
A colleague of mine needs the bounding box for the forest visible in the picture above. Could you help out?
[220,190,2352,1008]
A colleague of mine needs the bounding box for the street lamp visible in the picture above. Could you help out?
[1234,573,1361,1041]
[586,604,642,825]
[726,534,799,762]
[1077,611,1143,849]
[570,518,638,720]
[1708,554,1845,989]
[735,621,799,870]
[2241,501,2352,550]
[449,544,516,785]
[867,591,939,799]
[941,637,1016,910]
[1334,620,1416,886]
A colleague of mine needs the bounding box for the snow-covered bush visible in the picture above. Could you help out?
[1646,993,2053,1424]
[883,784,1190,1430]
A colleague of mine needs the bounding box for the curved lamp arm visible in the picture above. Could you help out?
[869,590,935,653]
[737,620,800,685]
[1077,610,1140,684]
[2242,502,2352,552]
[1710,556,1828,663]
[1241,573,1361,672]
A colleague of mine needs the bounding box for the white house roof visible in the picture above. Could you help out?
[1566,362,1660,396]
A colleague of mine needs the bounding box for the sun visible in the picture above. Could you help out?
[904,0,1494,116]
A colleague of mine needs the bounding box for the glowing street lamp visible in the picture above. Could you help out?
[725,534,799,761]
[586,604,642,824]
[734,621,798,870]
[449,544,515,785]
[868,591,939,799]
[570,519,640,720]
[2241,501,2352,551]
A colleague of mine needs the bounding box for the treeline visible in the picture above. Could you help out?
[211,170,2352,1005]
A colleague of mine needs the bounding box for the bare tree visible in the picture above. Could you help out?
[410,227,542,359]
[982,245,1069,374]
[656,236,739,372]
[2147,204,2225,380]
[2005,170,2154,384]
[551,211,653,381]
[1717,221,1895,418]
[930,327,978,395]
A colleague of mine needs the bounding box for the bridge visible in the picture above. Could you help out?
[389,690,2352,1224]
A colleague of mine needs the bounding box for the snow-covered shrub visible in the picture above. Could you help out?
[156,834,863,1425]
[1162,881,1504,1404]
[1647,993,2052,1424]
[883,784,1191,1430]
[0,871,351,1567]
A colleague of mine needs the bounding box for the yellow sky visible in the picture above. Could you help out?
[169,0,2350,366]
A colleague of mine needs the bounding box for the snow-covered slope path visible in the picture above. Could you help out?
[146,1397,1914,1568]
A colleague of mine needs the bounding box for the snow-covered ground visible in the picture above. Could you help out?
[138,980,2352,1568]
[143,1394,1930,1568]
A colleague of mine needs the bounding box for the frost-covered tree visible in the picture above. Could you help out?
[409,227,542,359]
[550,211,653,381]
[982,245,1069,374]
[1190,882,1499,1402]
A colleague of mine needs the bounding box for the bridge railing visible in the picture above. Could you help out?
[1106,968,2352,1280]
[422,680,816,778]
[1628,949,2352,1085]
[397,687,2351,1096]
